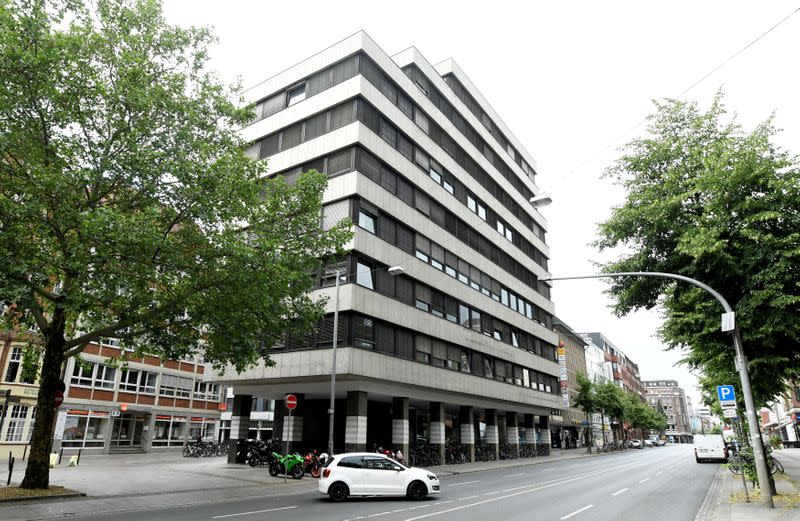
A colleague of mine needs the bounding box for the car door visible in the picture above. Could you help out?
[336,456,366,495]
[362,456,404,495]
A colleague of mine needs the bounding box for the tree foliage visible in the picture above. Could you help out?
[0,0,351,488]
[596,93,800,406]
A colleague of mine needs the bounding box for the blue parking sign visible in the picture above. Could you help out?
[717,385,736,404]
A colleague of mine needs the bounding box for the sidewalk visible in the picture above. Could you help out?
[696,449,800,521]
[0,447,605,520]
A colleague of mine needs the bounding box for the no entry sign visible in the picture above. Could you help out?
[285,394,298,410]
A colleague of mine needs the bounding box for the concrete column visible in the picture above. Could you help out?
[459,406,475,462]
[392,397,410,460]
[506,412,519,458]
[538,415,551,454]
[281,394,304,453]
[430,401,446,464]
[227,394,252,463]
[524,414,536,448]
[345,391,368,452]
[485,409,499,461]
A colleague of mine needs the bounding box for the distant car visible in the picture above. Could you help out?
[656,439,666,446]
[629,439,643,449]
[319,453,440,502]
[643,439,654,447]
[694,434,728,463]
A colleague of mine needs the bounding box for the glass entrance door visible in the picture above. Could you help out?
[111,414,144,447]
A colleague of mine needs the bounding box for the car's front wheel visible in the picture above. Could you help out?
[329,482,349,502]
[407,480,428,501]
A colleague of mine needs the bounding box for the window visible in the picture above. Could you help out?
[119,369,140,392]
[415,235,430,262]
[356,261,374,290]
[493,330,503,341]
[467,195,477,213]
[175,377,193,398]
[458,304,470,327]
[61,412,108,448]
[501,288,509,306]
[159,375,178,397]
[286,84,306,106]
[3,346,21,382]
[415,336,431,363]
[470,310,481,332]
[139,372,157,394]
[338,456,364,469]
[95,365,116,389]
[445,265,456,278]
[511,331,519,348]
[71,362,95,387]
[505,228,513,242]
[415,284,431,312]
[443,179,454,195]
[477,205,486,221]
[431,341,446,367]
[354,317,375,349]
[152,415,186,447]
[497,221,505,235]
[4,405,28,441]
[358,210,376,233]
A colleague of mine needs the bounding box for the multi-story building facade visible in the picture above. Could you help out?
[581,334,613,446]
[760,383,800,447]
[553,319,588,449]
[217,32,560,461]
[0,330,224,457]
[691,405,720,434]
[584,332,645,401]
[643,380,692,443]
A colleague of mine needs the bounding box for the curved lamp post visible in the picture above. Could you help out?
[544,271,773,508]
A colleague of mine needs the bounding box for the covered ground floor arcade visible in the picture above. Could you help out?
[222,379,558,464]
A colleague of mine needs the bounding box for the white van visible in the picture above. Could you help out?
[694,434,728,463]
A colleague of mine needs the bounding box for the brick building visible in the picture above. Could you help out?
[0,329,224,457]
[553,319,588,449]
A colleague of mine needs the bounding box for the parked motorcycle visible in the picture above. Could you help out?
[303,450,322,478]
[268,452,305,480]
[245,439,279,467]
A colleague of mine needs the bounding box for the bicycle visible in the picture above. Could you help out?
[728,452,783,476]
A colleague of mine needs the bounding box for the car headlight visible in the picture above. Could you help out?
[427,474,437,480]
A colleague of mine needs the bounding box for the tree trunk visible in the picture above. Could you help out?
[20,313,66,489]
[600,414,606,449]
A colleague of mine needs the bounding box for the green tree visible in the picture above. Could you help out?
[595,93,800,406]
[622,393,649,442]
[595,381,625,446]
[0,0,351,489]
[574,373,597,452]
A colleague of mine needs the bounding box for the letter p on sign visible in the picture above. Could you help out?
[717,385,736,405]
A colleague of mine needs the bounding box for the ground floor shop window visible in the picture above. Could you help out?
[189,418,216,441]
[218,420,230,443]
[61,410,108,448]
[152,415,187,446]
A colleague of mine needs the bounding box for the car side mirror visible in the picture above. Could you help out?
[393,465,403,471]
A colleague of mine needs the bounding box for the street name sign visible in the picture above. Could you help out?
[723,408,737,418]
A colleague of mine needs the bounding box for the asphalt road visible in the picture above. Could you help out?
[67,445,719,521]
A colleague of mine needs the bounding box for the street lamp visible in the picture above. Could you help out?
[543,271,774,508]
[327,264,404,457]
[529,194,552,208]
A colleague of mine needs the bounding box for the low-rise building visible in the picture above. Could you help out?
[1,330,225,457]
[553,319,588,449]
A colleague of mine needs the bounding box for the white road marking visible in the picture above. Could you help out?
[639,477,650,483]
[560,505,594,520]
[212,506,298,518]
[403,459,643,521]
[656,471,663,475]
[504,472,526,478]
[447,480,480,487]
[612,488,628,496]
[458,495,479,501]
[436,501,454,505]
[368,513,391,518]
[484,491,501,495]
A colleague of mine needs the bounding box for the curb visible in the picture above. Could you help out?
[0,491,86,504]
[431,449,614,476]
[694,465,725,521]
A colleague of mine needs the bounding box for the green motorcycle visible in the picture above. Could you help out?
[268,452,305,479]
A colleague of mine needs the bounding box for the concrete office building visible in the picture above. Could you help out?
[217,32,560,462]
[581,334,613,446]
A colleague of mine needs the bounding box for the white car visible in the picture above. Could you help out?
[694,434,728,463]
[319,452,440,502]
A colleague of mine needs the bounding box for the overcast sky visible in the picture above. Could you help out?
[162,1,800,407]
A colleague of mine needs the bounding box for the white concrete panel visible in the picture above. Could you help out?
[392,419,409,445]
[430,422,445,444]
[507,428,520,445]
[345,415,367,444]
[486,425,499,444]
[460,424,475,444]
[283,415,303,442]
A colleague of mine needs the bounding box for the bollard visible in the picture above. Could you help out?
[58,447,64,465]
[22,444,28,461]
[7,455,14,486]
[68,455,78,467]
[49,453,58,468]
[77,448,82,466]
